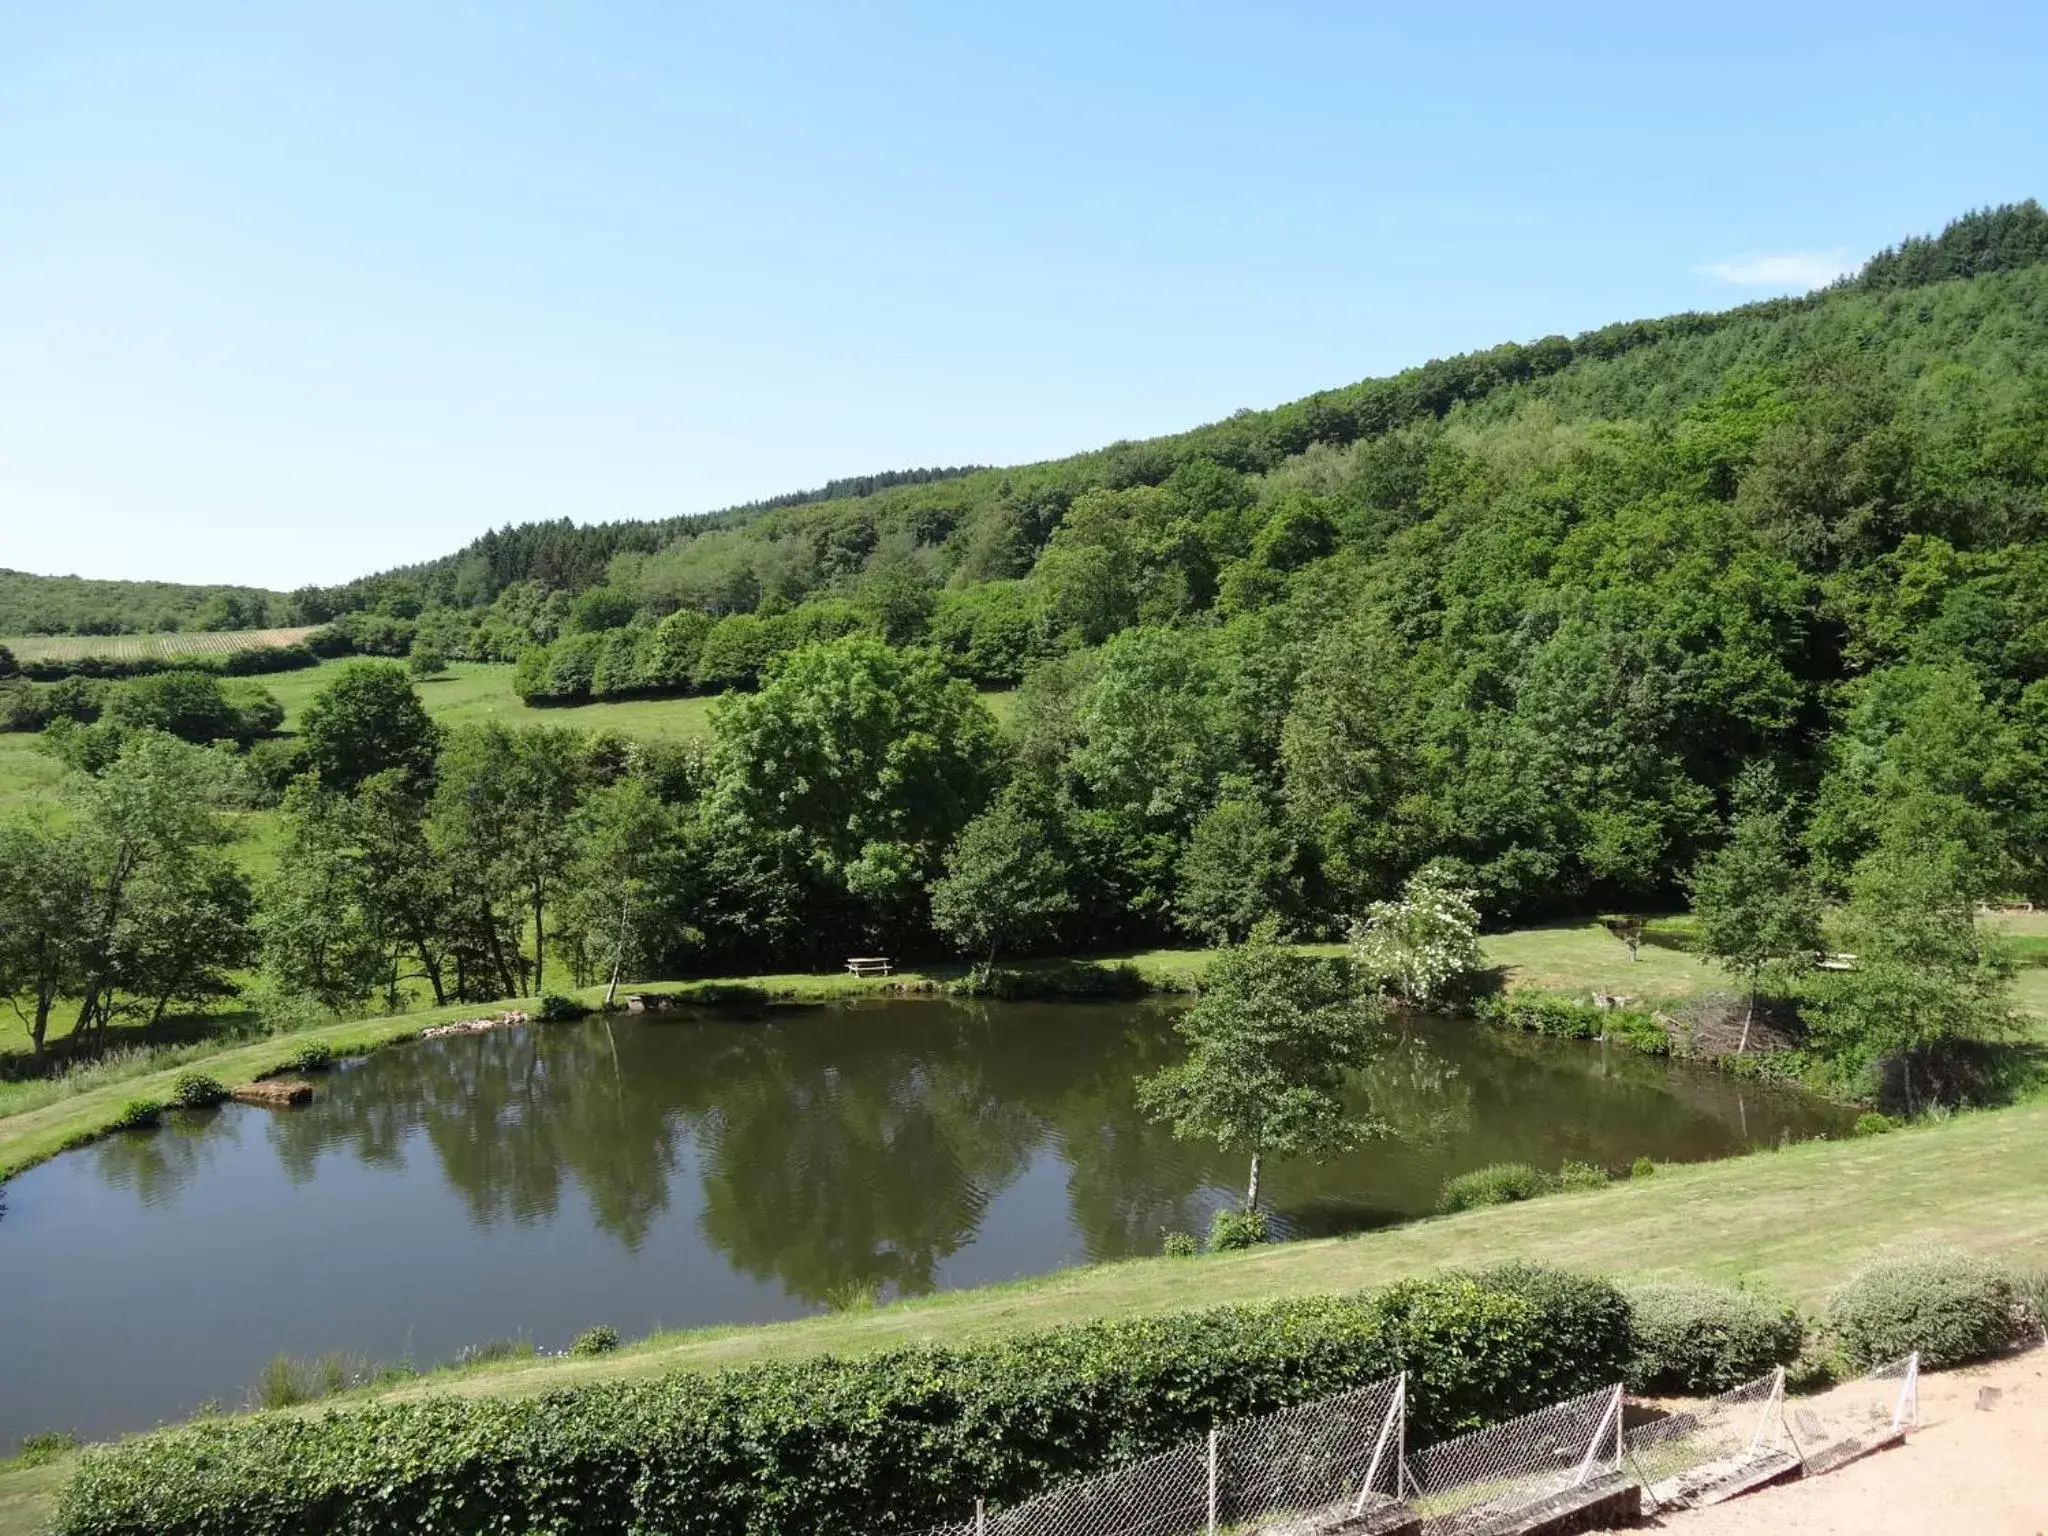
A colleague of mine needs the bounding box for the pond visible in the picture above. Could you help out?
[0,999,1848,1448]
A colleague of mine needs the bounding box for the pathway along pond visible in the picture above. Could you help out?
[0,999,1849,1448]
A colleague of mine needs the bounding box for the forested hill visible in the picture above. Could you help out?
[0,571,290,638]
[307,199,2048,618]
[7,200,2048,961]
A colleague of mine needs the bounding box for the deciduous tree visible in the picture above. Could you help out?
[1137,937,1383,1215]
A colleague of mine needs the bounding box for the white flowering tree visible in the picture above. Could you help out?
[1348,863,1483,1007]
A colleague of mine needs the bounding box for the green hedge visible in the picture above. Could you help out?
[1827,1246,2033,1370]
[1475,993,1669,1055]
[1625,1282,1807,1393]
[57,1265,1631,1536]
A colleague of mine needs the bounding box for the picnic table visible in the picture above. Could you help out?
[845,956,893,978]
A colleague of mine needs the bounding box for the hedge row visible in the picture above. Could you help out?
[1475,992,1670,1055]
[56,1265,1631,1536]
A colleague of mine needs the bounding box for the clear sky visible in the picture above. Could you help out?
[3,2,2045,590]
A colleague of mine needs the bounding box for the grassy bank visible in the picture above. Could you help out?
[4,1098,2044,1534]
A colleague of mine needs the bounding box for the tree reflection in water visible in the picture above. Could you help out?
[245,999,1848,1308]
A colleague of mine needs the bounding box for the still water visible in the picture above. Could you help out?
[0,1000,1847,1447]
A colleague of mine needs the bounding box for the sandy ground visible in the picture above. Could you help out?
[1618,1346,2048,1535]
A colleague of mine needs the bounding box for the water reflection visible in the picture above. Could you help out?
[0,999,1852,1447]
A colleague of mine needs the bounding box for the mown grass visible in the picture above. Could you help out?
[264,658,1020,739]
[4,1099,2043,1533]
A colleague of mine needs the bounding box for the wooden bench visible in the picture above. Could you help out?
[845,956,893,978]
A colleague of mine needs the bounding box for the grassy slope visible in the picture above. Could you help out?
[5,1101,2044,1534]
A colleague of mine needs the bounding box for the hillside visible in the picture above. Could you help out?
[0,571,291,639]
[6,201,2047,968]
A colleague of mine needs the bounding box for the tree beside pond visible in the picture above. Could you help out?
[1348,861,1483,1008]
[1686,764,1823,1051]
[1137,936,1385,1219]
[928,799,1074,966]
[1799,812,2016,1109]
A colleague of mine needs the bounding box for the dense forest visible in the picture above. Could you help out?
[4,206,2046,1078]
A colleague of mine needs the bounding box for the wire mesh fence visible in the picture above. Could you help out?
[1783,1352,1919,1472]
[913,1375,1406,1536]
[1404,1384,1625,1535]
[1623,1367,1795,1511]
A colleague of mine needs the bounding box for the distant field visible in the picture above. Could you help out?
[267,658,1020,739]
[2,625,321,662]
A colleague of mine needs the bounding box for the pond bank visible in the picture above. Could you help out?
[0,925,1848,1183]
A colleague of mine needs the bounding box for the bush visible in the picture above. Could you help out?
[109,1097,163,1131]
[1558,1160,1610,1192]
[1827,1246,2033,1369]
[1852,1111,1897,1137]
[1630,1156,1656,1178]
[1476,993,1669,1056]
[283,1043,334,1073]
[1161,1231,1198,1258]
[1208,1207,1269,1251]
[536,993,590,1023]
[1437,1162,1551,1213]
[571,1326,621,1357]
[18,1430,79,1467]
[169,1072,230,1109]
[1625,1283,1807,1393]
[56,1266,1633,1536]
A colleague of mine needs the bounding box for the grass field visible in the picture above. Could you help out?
[3,1098,2043,1533]
[1,626,320,663]
[265,658,1020,738]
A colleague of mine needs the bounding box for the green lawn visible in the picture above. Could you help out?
[1478,918,1728,997]
[265,658,1019,739]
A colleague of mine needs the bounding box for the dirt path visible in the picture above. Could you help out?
[1626,1348,2048,1535]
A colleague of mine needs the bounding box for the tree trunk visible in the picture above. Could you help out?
[1737,986,1755,1054]
[531,889,546,997]
[603,895,630,1009]
[1244,1147,1262,1213]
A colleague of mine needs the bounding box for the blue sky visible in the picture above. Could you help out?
[3,2,2044,590]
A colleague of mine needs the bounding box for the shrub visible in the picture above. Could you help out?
[283,1043,333,1073]
[536,993,590,1023]
[570,1326,621,1357]
[1852,1111,1896,1137]
[2016,1270,2048,1336]
[169,1072,230,1109]
[1476,993,1668,1055]
[56,1266,1633,1536]
[1558,1160,1610,1192]
[1161,1231,1198,1258]
[1625,1282,1807,1393]
[1437,1162,1551,1213]
[1208,1207,1269,1251]
[248,1353,376,1411]
[446,1338,534,1369]
[1827,1247,2033,1370]
[108,1097,163,1131]
[1630,1156,1656,1178]
[18,1430,79,1467]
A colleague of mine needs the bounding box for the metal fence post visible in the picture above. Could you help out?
[1571,1385,1624,1488]
[1353,1372,1406,1515]
[1891,1353,1920,1434]
[974,1497,986,1536]
[1206,1425,1219,1536]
